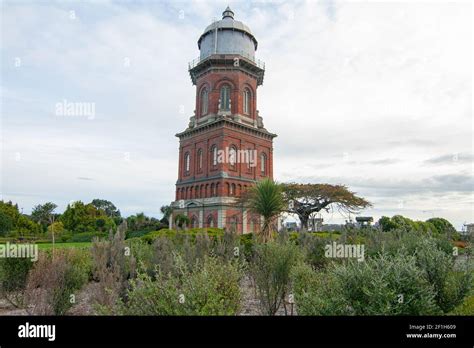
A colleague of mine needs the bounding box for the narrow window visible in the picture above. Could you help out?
[212,146,218,166]
[207,215,215,228]
[220,85,230,111]
[243,89,250,114]
[184,153,190,174]
[191,215,198,228]
[260,153,266,175]
[197,149,203,172]
[229,146,237,169]
[201,88,208,115]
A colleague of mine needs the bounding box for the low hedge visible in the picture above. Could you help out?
[288,231,341,243]
[69,232,107,243]
[126,229,153,239]
[141,228,225,244]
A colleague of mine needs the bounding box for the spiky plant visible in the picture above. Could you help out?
[241,178,285,243]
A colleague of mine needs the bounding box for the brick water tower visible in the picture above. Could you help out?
[169,7,276,233]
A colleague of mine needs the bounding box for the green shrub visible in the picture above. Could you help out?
[0,256,33,307]
[293,252,440,315]
[449,295,474,315]
[141,228,224,244]
[126,238,153,275]
[414,239,472,313]
[91,223,136,313]
[120,255,241,315]
[214,230,243,262]
[25,249,90,315]
[295,232,331,269]
[126,229,152,239]
[151,236,175,276]
[291,261,347,315]
[250,241,301,315]
[239,233,255,258]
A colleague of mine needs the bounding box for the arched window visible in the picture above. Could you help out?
[243,88,250,114]
[197,149,203,172]
[184,152,190,174]
[260,153,267,175]
[229,146,237,169]
[230,183,236,196]
[211,183,215,197]
[201,88,208,116]
[247,148,251,170]
[207,215,215,228]
[191,215,199,228]
[211,145,218,167]
[220,85,231,111]
[228,216,238,233]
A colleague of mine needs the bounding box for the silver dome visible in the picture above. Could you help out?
[197,7,258,61]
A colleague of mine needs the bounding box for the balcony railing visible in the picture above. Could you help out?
[188,51,265,70]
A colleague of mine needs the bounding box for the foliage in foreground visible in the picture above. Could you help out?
[25,249,90,315]
[118,256,242,315]
[292,238,472,315]
[0,257,33,307]
[250,241,300,315]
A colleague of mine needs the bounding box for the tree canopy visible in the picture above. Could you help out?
[281,183,372,231]
[378,215,458,237]
[31,202,57,231]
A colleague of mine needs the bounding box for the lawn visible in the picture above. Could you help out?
[36,242,92,250]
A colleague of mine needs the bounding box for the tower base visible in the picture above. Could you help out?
[169,197,262,234]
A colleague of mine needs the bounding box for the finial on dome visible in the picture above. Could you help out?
[222,6,234,19]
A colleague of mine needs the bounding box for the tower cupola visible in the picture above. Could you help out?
[197,7,258,61]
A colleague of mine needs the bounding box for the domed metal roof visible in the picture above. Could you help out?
[197,7,258,50]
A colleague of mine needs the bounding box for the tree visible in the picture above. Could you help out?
[31,202,58,231]
[378,216,398,232]
[281,183,372,232]
[91,199,121,220]
[60,201,91,233]
[239,178,285,243]
[0,211,13,236]
[160,205,173,225]
[95,218,106,231]
[135,212,147,230]
[378,215,441,235]
[0,201,40,237]
[60,201,115,233]
[426,218,457,236]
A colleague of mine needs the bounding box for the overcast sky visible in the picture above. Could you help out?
[1,0,472,229]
